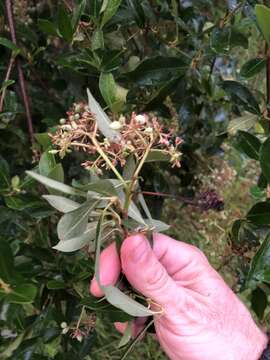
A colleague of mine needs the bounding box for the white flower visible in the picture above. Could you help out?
[59,118,66,125]
[61,322,68,329]
[110,121,123,130]
[144,127,153,134]
[135,114,146,124]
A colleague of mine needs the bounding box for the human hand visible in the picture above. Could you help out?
[90,233,267,360]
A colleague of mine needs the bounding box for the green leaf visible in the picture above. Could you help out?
[250,186,265,200]
[260,137,270,183]
[210,27,231,54]
[87,88,120,141]
[91,28,104,50]
[75,179,118,197]
[0,156,10,191]
[34,133,52,151]
[145,219,170,232]
[255,4,270,44]
[126,0,146,28]
[118,322,132,348]
[251,287,267,320]
[43,195,80,213]
[145,150,170,162]
[240,58,266,79]
[247,202,270,225]
[26,171,85,197]
[227,113,258,135]
[6,284,37,304]
[95,213,153,316]
[58,3,73,42]
[222,81,260,115]
[39,150,56,176]
[48,163,64,183]
[0,240,14,282]
[72,0,86,30]
[0,80,15,92]
[47,280,66,290]
[101,0,122,27]
[99,72,118,111]
[57,201,97,241]
[37,19,58,36]
[247,232,270,285]
[0,37,20,53]
[234,131,261,160]
[53,222,97,252]
[128,56,187,86]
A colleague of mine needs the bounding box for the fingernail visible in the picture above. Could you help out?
[131,236,148,263]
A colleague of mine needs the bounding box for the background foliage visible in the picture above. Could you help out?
[1,0,270,358]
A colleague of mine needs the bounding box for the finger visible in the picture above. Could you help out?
[114,317,148,337]
[121,235,183,309]
[90,242,121,297]
[152,233,219,295]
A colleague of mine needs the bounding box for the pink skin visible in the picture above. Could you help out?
[90,233,267,360]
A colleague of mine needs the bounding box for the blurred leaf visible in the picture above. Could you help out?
[247,202,270,225]
[39,150,56,176]
[75,179,118,197]
[0,156,10,191]
[99,72,117,111]
[91,28,104,50]
[58,3,73,42]
[247,232,270,285]
[227,113,257,135]
[26,171,84,197]
[145,219,170,232]
[222,81,260,115]
[72,0,86,30]
[37,19,58,36]
[145,150,170,162]
[101,0,122,28]
[255,4,270,44]
[234,131,261,160]
[43,195,80,212]
[48,164,65,183]
[47,280,66,289]
[251,287,267,320]
[126,0,146,28]
[6,284,37,304]
[0,240,15,282]
[34,133,52,151]
[118,322,132,348]
[260,137,270,183]
[57,201,97,241]
[0,37,20,53]
[240,58,266,78]
[250,186,265,199]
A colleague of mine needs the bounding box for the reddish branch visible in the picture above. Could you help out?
[4,0,34,143]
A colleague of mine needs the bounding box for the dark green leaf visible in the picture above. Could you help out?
[0,156,10,191]
[47,280,66,290]
[0,240,15,282]
[222,81,260,115]
[251,287,267,320]
[37,19,58,36]
[0,37,20,53]
[234,131,261,160]
[6,284,37,304]
[247,202,270,225]
[58,4,73,42]
[240,58,266,78]
[126,0,146,28]
[71,0,86,31]
[39,150,56,176]
[101,0,122,28]
[260,137,270,183]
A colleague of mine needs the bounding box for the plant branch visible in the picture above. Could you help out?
[266,44,270,117]
[0,55,15,112]
[5,0,34,143]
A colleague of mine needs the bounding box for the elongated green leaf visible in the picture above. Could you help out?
[145,150,170,162]
[222,81,260,115]
[37,19,58,36]
[0,37,20,53]
[227,113,257,135]
[247,202,270,225]
[260,137,270,183]
[54,222,97,252]
[99,72,120,112]
[72,0,86,30]
[240,58,266,78]
[74,179,118,197]
[0,240,14,282]
[47,163,64,183]
[26,171,85,197]
[95,213,153,316]
[58,3,73,42]
[87,88,120,141]
[255,5,270,44]
[0,156,10,191]
[145,219,170,232]
[6,284,37,304]
[43,195,80,213]
[57,201,97,241]
[101,0,122,27]
[235,131,261,160]
[246,233,270,285]
[39,150,56,176]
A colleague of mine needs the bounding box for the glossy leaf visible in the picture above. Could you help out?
[240,58,266,78]
[255,5,270,44]
[260,137,270,183]
[247,202,270,225]
[222,81,260,115]
[227,113,257,135]
[101,0,122,28]
[247,233,270,285]
[6,284,37,304]
[234,131,261,160]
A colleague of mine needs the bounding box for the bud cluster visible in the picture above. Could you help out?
[50,103,182,174]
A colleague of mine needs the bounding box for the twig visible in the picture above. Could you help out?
[0,55,15,112]
[5,0,34,143]
[266,44,270,117]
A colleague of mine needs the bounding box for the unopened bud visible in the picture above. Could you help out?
[135,114,146,124]
[59,118,66,125]
[74,113,80,120]
[144,127,153,134]
[110,121,122,130]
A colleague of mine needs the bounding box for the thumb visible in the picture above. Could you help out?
[121,234,182,309]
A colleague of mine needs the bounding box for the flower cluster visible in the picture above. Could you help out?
[50,103,182,174]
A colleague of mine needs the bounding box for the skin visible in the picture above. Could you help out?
[90,233,268,360]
